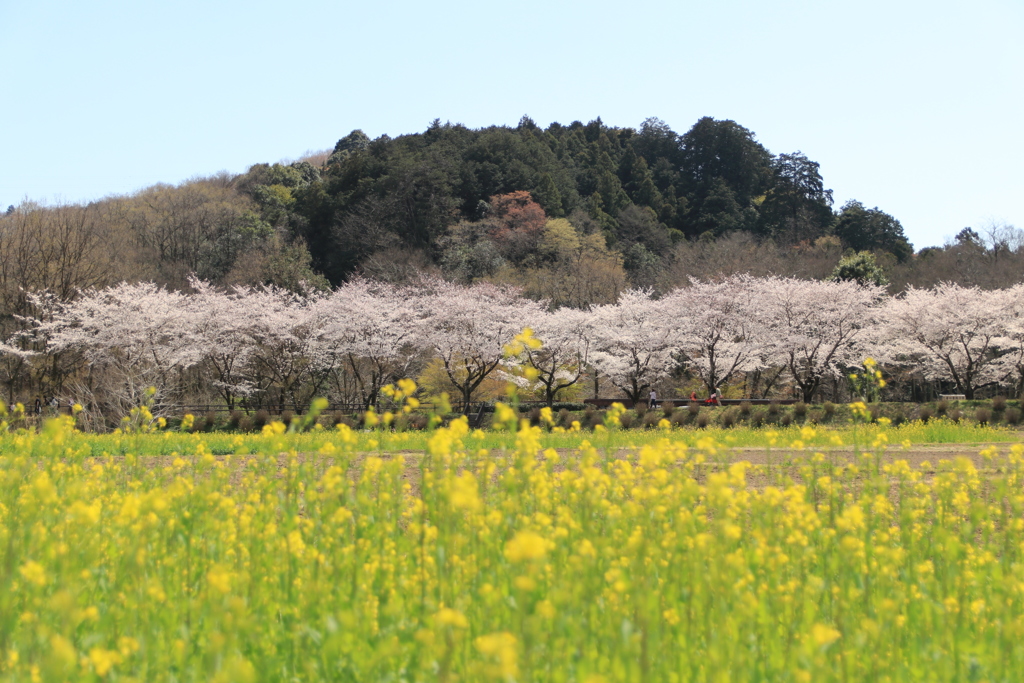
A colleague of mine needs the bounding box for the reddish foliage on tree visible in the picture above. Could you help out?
[487,191,547,242]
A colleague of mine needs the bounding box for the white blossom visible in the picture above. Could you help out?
[877,283,1013,399]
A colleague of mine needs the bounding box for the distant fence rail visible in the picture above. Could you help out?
[27,396,816,420]
[584,398,798,409]
[152,401,559,417]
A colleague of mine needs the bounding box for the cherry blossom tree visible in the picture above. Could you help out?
[878,283,1013,399]
[759,277,884,402]
[587,289,675,404]
[662,276,767,394]
[522,308,592,406]
[235,284,327,409]
[314,278,422,408]
[414,278,544,411]
[187,279,259,410]
[994,283,1024,397]
[36,282,197,414]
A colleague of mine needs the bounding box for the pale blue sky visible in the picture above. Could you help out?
[1,0,1020,249]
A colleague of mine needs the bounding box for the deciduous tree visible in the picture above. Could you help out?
[662,276,767,393]
[414,279,543,411]
[878,283,1012,399]
[587,289,675,403]
[760,277,883,402]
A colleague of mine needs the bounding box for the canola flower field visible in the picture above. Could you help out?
[3,401,1024,681]
[14,413,1016,459]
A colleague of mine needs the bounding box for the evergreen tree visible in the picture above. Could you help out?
[833,200,913,263]
[533,173,564,217]
[679,117,773,207]
[691,178,745,237]
[758,152,834,244]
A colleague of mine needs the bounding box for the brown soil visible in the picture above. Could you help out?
[90,442,1017,499]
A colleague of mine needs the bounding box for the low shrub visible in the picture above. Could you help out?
[558,408,572,428]
[739,401,752,417]
[281,409,296,427]
[619,412,635,429]
[936,400,949,416]
[695,412,710,429]
[780,413,793,427]
[1005,407,1021,425]
[823,402,836,418]
[993,395,1008,412]
[917,406,933,423]
[253,410,270,430]
[793,402,807,418]
[642,412,662,429]
[662,401,675,418]
[948,408,963,423]
[228,410,242,430]
[767,401,780,417]
[687,401,700,417]
[720,409,736,429]
[203,411,218,432]
[191,414,209,433]
[975,407,992,426]
[237,416,254,432]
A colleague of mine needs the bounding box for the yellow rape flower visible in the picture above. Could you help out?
[450,471,482,511]
[18,561,47,587]
[435,608,469,629]
[475,632,519,679]
[207,566,233,594]
[89,647,123,677]
[811,623,841,648]
[504,531,548,563]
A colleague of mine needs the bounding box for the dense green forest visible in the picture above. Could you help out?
[2,116,1022,317]
[288,116,917,291]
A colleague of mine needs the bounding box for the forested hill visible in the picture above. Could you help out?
[291,116,913,284]
[3,116,1022,315]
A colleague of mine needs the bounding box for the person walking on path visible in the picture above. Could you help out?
[649,389,658,410]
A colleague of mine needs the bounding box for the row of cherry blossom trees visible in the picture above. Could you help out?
[588,278,1024,403]
[12,276,1024,420]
